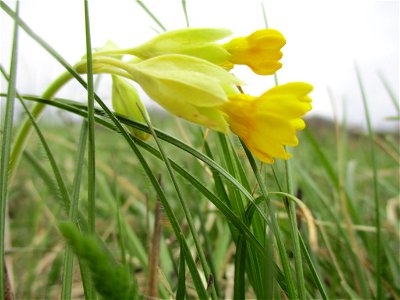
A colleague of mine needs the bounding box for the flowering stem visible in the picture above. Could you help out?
[8,70,73,183]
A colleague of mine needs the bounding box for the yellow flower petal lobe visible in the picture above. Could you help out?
[220,82,313,163]
[224,29,286,75]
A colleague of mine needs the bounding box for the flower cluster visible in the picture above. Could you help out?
[78,28,312,163]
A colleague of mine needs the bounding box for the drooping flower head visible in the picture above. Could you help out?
[93,28,285,76]
[220,82,313,163]
[223,29,286,75]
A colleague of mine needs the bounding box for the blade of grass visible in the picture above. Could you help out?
[61,121,88,300]
[181,0,190,27]
[114,184,127,267]
[217,133,246,219]
[233,235,246,300]
[355,64,382,299]
[135,0,166,32]
[283,152,306,300]
[176,241,186,300]
[0,2,19,299]
[189,179,221,297]
[377,71,400,114]
[84,0,96,236]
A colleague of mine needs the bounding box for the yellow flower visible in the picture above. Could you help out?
[111,75,151,140]
[220,82,313,163]
[124,54,243,132]
[223,29,286,75]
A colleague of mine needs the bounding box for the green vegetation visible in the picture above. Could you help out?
[2,110,399,299]
[1,1,399,299]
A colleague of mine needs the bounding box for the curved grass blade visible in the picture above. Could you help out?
[83,0,96,236]
[181,0,190,27]
[377,72,400,114]
[0,3,19,298]
[135,0,166,32]
[233,235,246,300]
[176,240,186,300]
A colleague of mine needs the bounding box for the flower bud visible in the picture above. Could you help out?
[111,75,150,140]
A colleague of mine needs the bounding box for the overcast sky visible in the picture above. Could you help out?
[1,0,399,130]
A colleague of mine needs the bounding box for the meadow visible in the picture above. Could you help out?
[1,1,399,299]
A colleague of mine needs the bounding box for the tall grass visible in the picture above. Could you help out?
[1,1,399,299]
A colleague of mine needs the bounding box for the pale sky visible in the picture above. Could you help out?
[1,0,399,130]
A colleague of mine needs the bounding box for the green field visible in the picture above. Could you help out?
[1,1,399,299]
[3,110,399,299]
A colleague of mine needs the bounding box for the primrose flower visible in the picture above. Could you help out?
[124,28,232,65]
[112,75,150,140]
[220,82,313,163]
[223,29,286,75]
[123,54,243,132]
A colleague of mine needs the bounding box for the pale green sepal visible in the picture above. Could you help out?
[129,28,232,64]
[128,54,243,107]
[123,54,238,132]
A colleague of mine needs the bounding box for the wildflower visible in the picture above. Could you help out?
[223,29,286,75]
[220,82,313,163]
[123,54,243,132]
[112,75,150,140]
[93,28,285,76]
